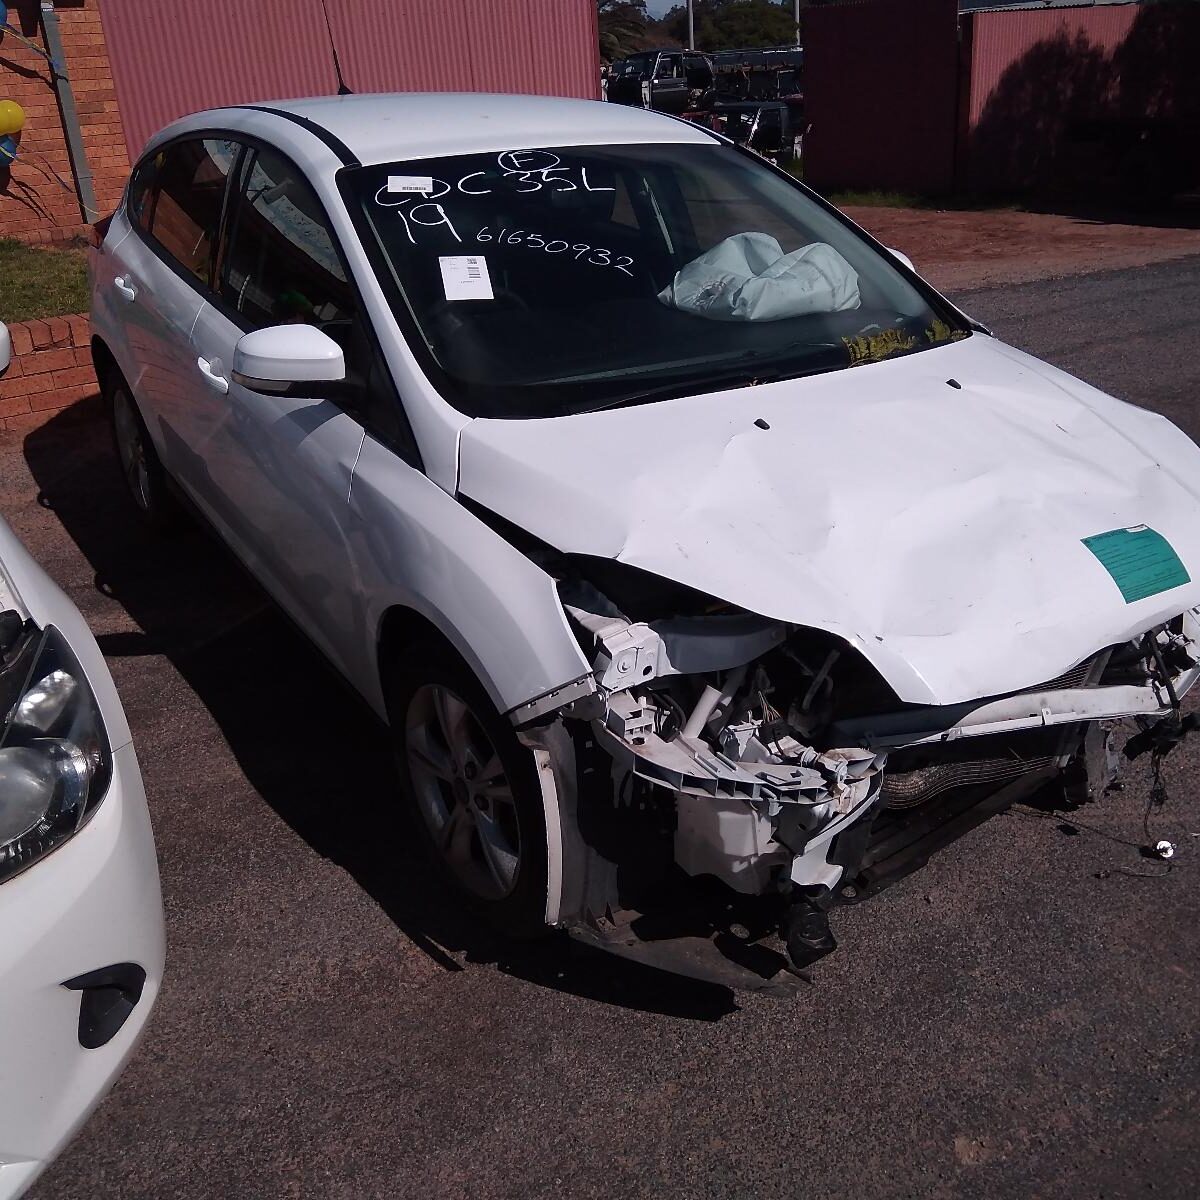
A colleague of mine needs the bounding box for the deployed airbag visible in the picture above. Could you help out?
[658,234,861,322]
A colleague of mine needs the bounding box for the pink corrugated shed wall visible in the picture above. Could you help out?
[325,0,598,97]
[802,0,960,195]
[962,1,1195,192]
[99,0,598,159]
[966,6,1139,129]
[99,0,340,156]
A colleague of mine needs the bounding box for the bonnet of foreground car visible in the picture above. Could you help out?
[457,335,1200,707]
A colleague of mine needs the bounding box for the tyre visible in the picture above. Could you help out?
[107,377,175,530]
[387,644,550,939]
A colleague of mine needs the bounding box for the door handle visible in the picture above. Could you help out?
[113,274,137,302]
[196,355,229,395]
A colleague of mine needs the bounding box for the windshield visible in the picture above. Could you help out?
[342,143,969,419]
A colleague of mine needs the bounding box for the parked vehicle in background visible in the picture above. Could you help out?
[709,44,803,102]
[606,48,714,114]
[91,93,1200,992]
[705,45,805,161]
[0,513,165,1199]
[608,44,805,161]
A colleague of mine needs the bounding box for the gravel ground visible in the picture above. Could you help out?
[4,255,1200,1200]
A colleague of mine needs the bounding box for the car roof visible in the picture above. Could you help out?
[241,92,718,167]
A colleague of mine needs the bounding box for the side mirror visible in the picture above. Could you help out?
[232,325,346,394]
[887,247,915,274]
[0,321,11,376]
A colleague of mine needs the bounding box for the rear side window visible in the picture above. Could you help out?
[140,138,240,284]
[219,144,354,331]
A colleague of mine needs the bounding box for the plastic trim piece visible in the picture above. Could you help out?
[507,673,597,727]
[61,962,147,1050]
[234,105,361,167]
[832,669,1200,750]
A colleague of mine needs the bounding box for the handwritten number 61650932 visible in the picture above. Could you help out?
[475,227,635,277]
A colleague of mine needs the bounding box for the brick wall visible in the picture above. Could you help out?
[0,1,127,244]
[0,312,96,431]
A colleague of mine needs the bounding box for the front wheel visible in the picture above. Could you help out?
[387,646,550,939]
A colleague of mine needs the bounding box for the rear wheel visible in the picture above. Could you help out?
[387,645,549,939]
[108,379,175,530]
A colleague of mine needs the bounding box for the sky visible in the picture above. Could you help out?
[645,0,674,16]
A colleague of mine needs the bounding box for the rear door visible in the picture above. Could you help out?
[105,137,240,483]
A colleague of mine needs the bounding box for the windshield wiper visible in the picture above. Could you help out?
[574,359,835,416]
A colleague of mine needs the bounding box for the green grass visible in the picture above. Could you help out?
[0,237,89,322]
[825,188,923,208]
[780,162,1022,211]
[824,188,1024,212]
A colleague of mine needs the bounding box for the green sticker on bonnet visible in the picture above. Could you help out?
[1082,526,1190,604]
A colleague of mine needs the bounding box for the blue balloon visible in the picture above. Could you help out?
[0,135,16,163]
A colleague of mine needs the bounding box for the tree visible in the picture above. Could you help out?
[597,0,649,63]
[659,1,798,52]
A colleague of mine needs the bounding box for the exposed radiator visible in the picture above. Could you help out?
[882,753,1056,809]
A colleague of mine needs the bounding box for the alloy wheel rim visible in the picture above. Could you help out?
[113,392,152,512]
[405,684,522,901]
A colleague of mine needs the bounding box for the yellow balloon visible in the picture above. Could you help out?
[0,101,25,137]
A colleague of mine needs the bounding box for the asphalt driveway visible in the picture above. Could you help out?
[5,256,1200,1200]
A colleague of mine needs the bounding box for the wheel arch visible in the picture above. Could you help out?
[377,605,458,692]
[90,335,121,398]
[374,602,507,719]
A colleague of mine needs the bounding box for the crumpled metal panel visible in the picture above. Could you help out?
[456,334,1200,709]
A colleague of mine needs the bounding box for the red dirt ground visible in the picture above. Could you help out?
[842,204,1200,291]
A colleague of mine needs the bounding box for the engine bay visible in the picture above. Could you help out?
[530,554,1200,985]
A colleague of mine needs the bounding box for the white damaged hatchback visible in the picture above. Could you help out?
[91,94,1200,989]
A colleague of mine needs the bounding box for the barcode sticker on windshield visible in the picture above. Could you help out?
[387,175,434,194]
[439,254,494,301]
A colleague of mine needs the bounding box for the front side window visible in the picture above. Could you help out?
[343,142,969,419]
[220,144,355,332]
[140,138,239,283]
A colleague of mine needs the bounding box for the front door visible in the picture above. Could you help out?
[184,142,368,679]
[651,53,689,114]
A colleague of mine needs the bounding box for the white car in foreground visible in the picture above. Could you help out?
[90,94,1199,989]
[0,515,164,1196]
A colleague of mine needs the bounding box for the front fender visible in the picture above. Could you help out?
[348,436,591,718]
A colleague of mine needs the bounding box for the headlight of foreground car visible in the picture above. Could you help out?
[0,622,111,883]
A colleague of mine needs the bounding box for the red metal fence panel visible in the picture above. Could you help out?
[802,0,960,196]
[99,0,599,161]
